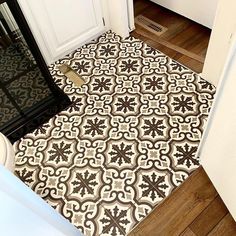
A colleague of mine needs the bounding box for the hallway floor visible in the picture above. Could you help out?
[132,0,211,73]
[14,31,215,236]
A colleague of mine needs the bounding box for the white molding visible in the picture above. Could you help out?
[127,0,135,32]
[100,0,111,31]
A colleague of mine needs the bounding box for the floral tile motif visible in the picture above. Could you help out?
[104,138,139,170]
[136,168,174,205]
[168,141,200,173]
[138,114,171,143]
[14,31,216,236]
[79,114,111,141]
[99,201,136,236]
[67,166,102,201]
[88,75,117,96]
[42,137,78,168]
[112,92,141,116]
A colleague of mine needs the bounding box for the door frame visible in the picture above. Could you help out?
[201,0,236,87]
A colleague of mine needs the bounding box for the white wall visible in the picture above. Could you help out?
[201,0,236,86]
[150,0,218,29]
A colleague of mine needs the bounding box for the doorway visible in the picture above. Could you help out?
[131,0,212,73]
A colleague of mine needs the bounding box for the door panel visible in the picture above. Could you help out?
[18,0,105,64]
[199,39,236,221]
[198,0,236,221]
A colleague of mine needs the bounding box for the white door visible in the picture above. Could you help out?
[198,38,236,221]
[18,0,106,64]
[197,0,236,221]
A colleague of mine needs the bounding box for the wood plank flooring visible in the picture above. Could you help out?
[131,0,211,73]
[128,167,236,236]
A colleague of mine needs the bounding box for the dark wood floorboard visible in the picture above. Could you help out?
[128,167,236,236]
[131,0,211,73]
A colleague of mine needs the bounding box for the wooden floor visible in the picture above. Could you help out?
[131,0,211,73]
[128,167,236,236]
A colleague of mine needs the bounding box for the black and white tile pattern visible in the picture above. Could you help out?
[14,31,215,236]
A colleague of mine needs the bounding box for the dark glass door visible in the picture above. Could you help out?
[0,1,71,142]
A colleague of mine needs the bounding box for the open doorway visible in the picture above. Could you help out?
[131,0,216,73]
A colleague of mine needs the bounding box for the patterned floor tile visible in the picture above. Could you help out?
[73,139,107,169]
[78,114,111,142]
[60,198,104,236]
[137,114,171,144]
[168,140,200,173]
[140,73,170,95]
[32,165,71,202]
[41,137,78,168]
[99,168,138,204]
[111,92,142,117]
[66,165,102,201]
[14,136,49,168]
[99,201,136,236]
[14,31,216,236]
[114,75,141,95]
[109,116,139,140]
[136,168,174,206]
[14,164,40,189]
[168,168,190,187]
[103,138,139,170]
[85,95,112,116]
[87,75,117,96]
[136,141,172,171]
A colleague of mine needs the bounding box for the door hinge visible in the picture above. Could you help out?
[102,17,106,26]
